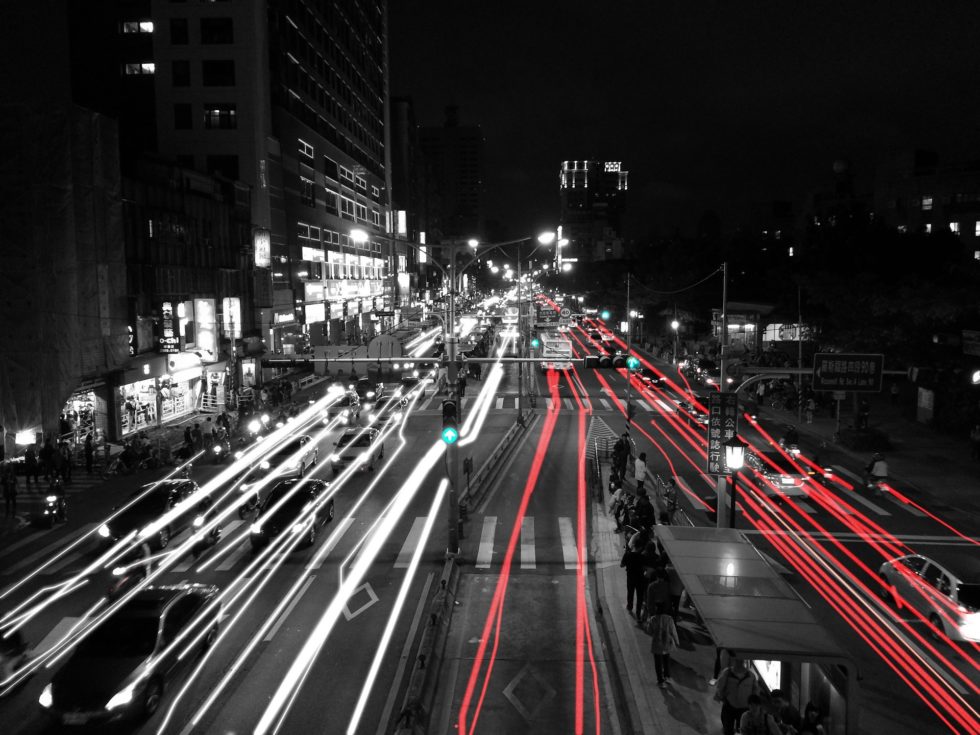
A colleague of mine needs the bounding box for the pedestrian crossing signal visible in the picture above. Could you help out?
[441,399,459,444]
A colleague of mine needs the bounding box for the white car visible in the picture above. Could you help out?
[267,435,318,479]
[330,428,384,476]
[879,552,980,642]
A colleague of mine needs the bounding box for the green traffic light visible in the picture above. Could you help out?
[441,426,459,444]
[531,338,540,348]
[600,310,610,320]
[626,356,640,370]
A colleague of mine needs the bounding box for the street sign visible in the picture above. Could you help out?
[560,307,571,318]
[813,353,883,392]
[375,310,395,317]
[534,303,560,327]
[706,392,739,475]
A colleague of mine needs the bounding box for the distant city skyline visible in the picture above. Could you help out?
[389,1,980,240]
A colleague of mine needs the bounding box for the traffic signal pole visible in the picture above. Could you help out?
[446,247,461,556]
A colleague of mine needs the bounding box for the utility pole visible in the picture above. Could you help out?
[516,243,525,425]
[719,262,728,387]
[446,244,460,556]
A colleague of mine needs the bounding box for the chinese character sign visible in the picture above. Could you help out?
[707,392,739,475]
[813,353,884,392]
[158,301,180,354]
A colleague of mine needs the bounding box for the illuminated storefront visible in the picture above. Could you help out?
[113,353,203,438]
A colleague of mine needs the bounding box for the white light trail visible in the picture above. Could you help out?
[255,440,446,735]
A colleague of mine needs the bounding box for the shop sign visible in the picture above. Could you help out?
[274,308,295,325]
[254,229,271,268]
[706,392,739,475]
[305,283,324,302]
[158,301,180,354]
[330,301,343,320]
[195,299,217,359]
[305,303,325,323]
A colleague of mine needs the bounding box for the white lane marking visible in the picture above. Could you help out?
[216,540,252,571]
[833,465,863,483]
[884,494,927,517]
[307,517,355,570]
[521,517,535,569]
[31,616,80,657]
[264,575,316,641]
[173,521,243,573]
[395,517,428,568]
[655,399,674,412]
[43,551,84,576]
[637,400,653,412]
[546,398,555,410]
[559,517,579,570]
[5,523,97,575]
[0,527,58,560]
[794,501,818,514]
[475,516,497,568]
[599,399,612,410]
[564,398,575,410]
[496,397,504,410]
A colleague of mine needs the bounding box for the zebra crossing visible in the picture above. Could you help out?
[1,513,591,582]
[409,393,677,415]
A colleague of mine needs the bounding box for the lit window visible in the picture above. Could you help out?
[975,221,980,237]
[203,104,236,129]
[124,63,156,75]
[355,176,367,190]
[925,224,932,233]
[355,203,367,221]
[371,185,380,198]
[340,196,356,219]
[950,222,960,234]
[339,165,355,184]
[122,21,154,33]
[788,246,794,257]
[298,139,314,159]
[975,251,980,260]
[372,209,380,226]
[922,196,933,211]
[324,187,338,215]
[300,178,315,207]
[897,225,907,234]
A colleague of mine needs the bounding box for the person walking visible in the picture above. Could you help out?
[84,433,94,475]
[621,542,647,617]
[739,694,781,735]
[634,452,648,492]
[191,423,203,451]
[804,397,815,424]
[643,566,671,622]
[714,655,760,735]
[648,604,679,688]
[970,424,980,461]
[2,465,17,518]
[59,442,73,484]
[612,433,631,479]
[24,446,39,487]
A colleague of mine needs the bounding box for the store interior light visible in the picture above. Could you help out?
[15,430,36,445]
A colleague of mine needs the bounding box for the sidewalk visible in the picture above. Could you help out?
[593,461,725,735]
[762,390,980,519]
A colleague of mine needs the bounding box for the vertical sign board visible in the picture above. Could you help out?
[706,392,739,475]
[158,302,180,354]
[813,353,884,392]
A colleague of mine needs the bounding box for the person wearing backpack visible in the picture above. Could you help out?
[648,603,679,687]
[714,655,760,735]
[740,693,781,735]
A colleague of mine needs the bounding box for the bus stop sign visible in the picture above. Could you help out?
[813,353,883,392]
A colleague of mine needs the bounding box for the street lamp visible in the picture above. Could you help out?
[467,238,479,249]
[671,319,680,364]
[561,262,573,272]
[723,435,746,528]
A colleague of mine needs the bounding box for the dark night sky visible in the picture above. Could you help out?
[389,1,980,240]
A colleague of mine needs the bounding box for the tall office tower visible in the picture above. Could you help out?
[559,160,628,261]
[420,105,485,262]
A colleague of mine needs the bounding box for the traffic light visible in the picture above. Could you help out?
[531,337,540,349]
[441,399,459,444]
[626,355,640,371]
[600,309,611,320]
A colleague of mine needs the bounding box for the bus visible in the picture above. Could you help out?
[538,332,573,372]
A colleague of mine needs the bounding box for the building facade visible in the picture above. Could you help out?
[559,160,628,262]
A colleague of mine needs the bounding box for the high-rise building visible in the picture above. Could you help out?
[420,106,485,260]
[559,160,628,261]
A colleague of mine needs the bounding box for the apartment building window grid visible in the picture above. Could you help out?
[300,177,315,207]
[203,104,237,129]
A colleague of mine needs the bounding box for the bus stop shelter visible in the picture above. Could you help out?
[657,525,860,735]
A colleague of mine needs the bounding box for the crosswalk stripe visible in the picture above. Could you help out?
[216,540,252,571]
[884,494,927,517]
[172,521,244,572]
[564,398,575,409]
[395,517,428,568]
[558,517,579,570]
[841,489,891,516]
[307,517,355,569]
[655,399,675,412]
[521,517,535,569]
[637,400,653,412]
[496,397,504,410]
[0,526,58,561]
[599,398,612,410]
[5,523,97,575]
[475,516,497,568]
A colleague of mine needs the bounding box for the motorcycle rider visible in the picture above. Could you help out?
[865,452,888,493]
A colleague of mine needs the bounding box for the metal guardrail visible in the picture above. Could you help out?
[458,410,532,510]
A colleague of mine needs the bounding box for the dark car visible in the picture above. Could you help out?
[354,377,385,411]
[249,478,335,549]
[39,584,220,725]
[97,480,219,550]
[675,400,709,429]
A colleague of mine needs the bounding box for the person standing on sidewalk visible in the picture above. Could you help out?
[24,445,39,487]
[2,464,17,517]
[648,603,679,688]
[621,542,647,617]
[84,433,94,475]
[804,397,815,424]
[634,452,648,492]
[739,694,781,735]
[714,655,759,735]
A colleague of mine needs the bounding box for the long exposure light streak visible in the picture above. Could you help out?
[345,479,448,735]
[254,440,446,735]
